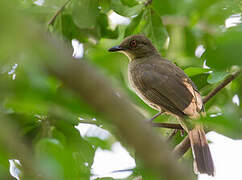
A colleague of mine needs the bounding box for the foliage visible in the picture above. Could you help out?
[0,0,241,179]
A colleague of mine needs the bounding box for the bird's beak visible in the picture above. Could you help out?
[108,46,124,52]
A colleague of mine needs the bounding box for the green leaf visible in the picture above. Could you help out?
[85,137,111,150]
[35,138,64,157]
[44,0,67,8]
[205,30,242,70]
[72,0,99,29]
[121,0,139,7]
[201,114,242,139]
[151,0,174,15]
[99,0,111,13]
[110,0,144,17]
[125,10,144,36]
[184,67,210,77]
[142,8,168,52]
[190,73,209,90]
[207,71,228,84]
[98,13,118,39]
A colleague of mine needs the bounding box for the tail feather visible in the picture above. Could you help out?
[188,126,215,176]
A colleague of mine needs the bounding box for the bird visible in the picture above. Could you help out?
[108,34,215,176]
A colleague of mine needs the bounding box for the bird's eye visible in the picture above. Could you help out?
[130,40,137,47]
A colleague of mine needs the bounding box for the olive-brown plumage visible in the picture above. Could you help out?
[109,35,215,176]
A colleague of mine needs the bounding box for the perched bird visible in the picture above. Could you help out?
[108,35,215,176]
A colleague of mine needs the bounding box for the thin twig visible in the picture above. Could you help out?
[149,111,163,122]
[47,0,71,26]
[173,136,190,158]
[78,120,99,125]
[203,70,241,104]
[152,122,183,129]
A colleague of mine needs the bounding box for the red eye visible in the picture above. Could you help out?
[130,40,137,47]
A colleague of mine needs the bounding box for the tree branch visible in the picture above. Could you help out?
[47,0,71,27]
[173,69,241,158]
[152,122,183,129]
[203,70,241,104]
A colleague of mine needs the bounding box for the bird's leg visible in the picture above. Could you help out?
[148,111,163,122]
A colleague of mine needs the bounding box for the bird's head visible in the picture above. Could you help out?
[108,35,159,61]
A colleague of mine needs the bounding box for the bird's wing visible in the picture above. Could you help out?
[133,60,203,118]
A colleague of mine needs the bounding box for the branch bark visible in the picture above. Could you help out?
[152,122,183,129]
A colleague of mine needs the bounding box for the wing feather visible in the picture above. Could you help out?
[132,59,202,118]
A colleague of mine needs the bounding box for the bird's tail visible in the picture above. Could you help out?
[188,125,215,176]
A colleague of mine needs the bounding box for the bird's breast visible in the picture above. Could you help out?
[128,62,160,111]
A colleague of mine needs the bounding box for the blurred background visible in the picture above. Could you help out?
[0,0,241,179]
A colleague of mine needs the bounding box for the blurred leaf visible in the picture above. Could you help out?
[121,0,139,7]
[44,0,67,8]
[125,10,144,36]
[207,71,228,84]
[151,0,175,15]
[201,113,242,139]
[98,13,118,39]
[110,0,144,17]
[99,0,111,13]
[54,14,87,42]
[184,28,197,56]
[85,137,111,150]
[35,138,64,158]
[205,30,242,70]
[72,0,99,29]
[184,67,210,77]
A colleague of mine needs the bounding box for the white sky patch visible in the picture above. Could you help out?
[225,13,242,28]
[199,132,242,180]
[8,63,18,80]
[91,142,135,179]
[75,123,93,137]
[195,45,205,58]
[108,11,130,29]
[203,60,211,69]
[209,112,222,117]
[75,119,110,140]
[34,0,44,6]
[72,39,84,58]
[9,159,21,180]
[85,125,110,140]
[232,94,240,106]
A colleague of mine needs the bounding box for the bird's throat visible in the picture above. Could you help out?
[120,51,135,61]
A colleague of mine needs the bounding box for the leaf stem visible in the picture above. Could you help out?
[47,0,71,27]
[203,70,241,104]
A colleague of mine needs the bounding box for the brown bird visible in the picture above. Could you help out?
[109,35,215,176]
